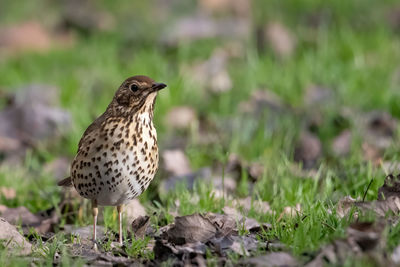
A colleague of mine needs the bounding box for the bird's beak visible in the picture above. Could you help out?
[152,83,167,91]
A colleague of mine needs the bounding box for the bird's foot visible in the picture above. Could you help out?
[93,240,99,251]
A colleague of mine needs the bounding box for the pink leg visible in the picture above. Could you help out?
[117,205,123,245]
[92,200,98,249]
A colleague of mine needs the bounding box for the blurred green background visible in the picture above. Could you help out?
[0,0,400,265]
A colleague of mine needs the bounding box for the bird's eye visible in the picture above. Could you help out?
[129,84,139,92]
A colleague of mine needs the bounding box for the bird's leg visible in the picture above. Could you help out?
[117,205,123,245]
[92,199,98,249]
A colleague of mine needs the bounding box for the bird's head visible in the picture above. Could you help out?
[111,75,166,116]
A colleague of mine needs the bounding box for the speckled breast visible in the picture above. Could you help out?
[71,113,158,206]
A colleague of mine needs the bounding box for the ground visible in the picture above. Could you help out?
[0,0,400,266]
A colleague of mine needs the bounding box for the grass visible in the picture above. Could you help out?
[0,0,400,265]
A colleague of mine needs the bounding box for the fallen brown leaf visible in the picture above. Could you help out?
[162,14,250,46]
[0,206,57,234]
[61,0,115,33]
[264,22,296,59]
[304,85,334,107]
[225,153,265,181]
[154,212,268,263]
[123,199,147,226]
[294,131,322,169]
[199,0,251,18]
[364,111,397,150]
[0,217,32,255]
[241,252,298,267]
[166,214,218,245]
[0,21,51,53]
[239,89,287,116]
[0,85,71,163]
[306,221,387,266]
[277,204,302,222]
[189,48,233,93]
[0,186,16,200]
[162,149,192,176]
[131,215,151,239]
[336,195,358,219]
[392,245,400,264]
[377,173,400,200]
[332,130,352,157]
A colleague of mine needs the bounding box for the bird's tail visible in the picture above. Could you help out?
[57,177,73,187]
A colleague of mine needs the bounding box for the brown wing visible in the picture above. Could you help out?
[77,112,108,152]
[57,176,73,187]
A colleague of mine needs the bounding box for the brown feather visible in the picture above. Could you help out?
[57,177,73,187]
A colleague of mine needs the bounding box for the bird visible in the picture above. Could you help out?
[58,75,166,246]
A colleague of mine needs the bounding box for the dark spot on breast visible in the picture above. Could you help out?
[133,136,137,145]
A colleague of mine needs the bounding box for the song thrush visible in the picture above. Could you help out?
[58,75,166,245]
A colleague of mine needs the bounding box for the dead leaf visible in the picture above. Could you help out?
[347,222,383,252]
[294,132,322,169]
[154,239,207,261]
[211,176,237,197]
[131,215,151,239]
[0,217,32,255]
[225,154,265,181]
[381,161,400,174]
[362,142,382,164]
[0,186,16,200]
[0,206,57,234]
[223,207,270,233]
[0,205,7,213]
[241,252,298,267]
[165,106,197,130]
[239,89,287,116]
[332,130,352,157]
[306,222,387,267]
[357,196,400,218]
[264,22,296,59]
[378,174,400,200]
[199,0,251,18]
[387,6,400,32]
[248,162,265,181]
[155,212,267,263]
[162,149,192,176]
[189,48,233,93]
[210,234,259,256]
[392,245,400,264]
[304,85,334,107]
[61,0,115,33]
[166,214,217,245]
[0,136,21,152]
[0,85,71,163]
[162,14,250,46]
[0,21,51,53]
[336,195,358,219]
[278,204,302,221]
[232,197,272,214]
[124,199,147,226]
[364,111,397,150]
